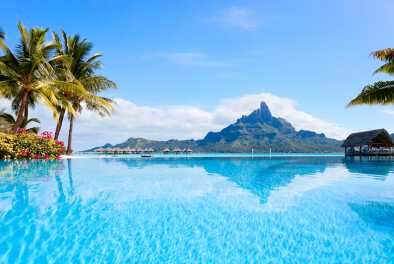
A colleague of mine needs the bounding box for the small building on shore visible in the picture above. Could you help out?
[173,148,182,154]
[342,129,394,156]
[162,148,170,154]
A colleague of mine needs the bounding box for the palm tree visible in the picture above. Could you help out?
[349,48,394,106]
[0,22,57,132]
[65,95,113,154]
[0,111,40,133]
[51,31,116,153]
[0,28,5,39]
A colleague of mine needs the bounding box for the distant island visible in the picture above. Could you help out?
[86,102,343,153]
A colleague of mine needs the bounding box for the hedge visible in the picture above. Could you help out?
[0,129,64,160]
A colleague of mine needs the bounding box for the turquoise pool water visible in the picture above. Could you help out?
[0,156,393,263]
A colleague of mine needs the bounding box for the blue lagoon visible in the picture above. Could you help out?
[0,156,393,263]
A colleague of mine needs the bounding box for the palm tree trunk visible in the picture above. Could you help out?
[13,92,28,132]
[54,109,65,140]
[24,103,29,123]
[66,115,74,155]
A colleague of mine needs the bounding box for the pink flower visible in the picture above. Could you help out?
[40,131,53,140]
[55,140,64,146]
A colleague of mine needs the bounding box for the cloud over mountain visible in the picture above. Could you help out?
[0,93,348,150]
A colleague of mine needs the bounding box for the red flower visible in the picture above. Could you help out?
[19,149,29,157]
[16,128,27,134]
[33,153,41,159]
[55,140,64,146]
[40,131,53,140]
[44,154,50,160]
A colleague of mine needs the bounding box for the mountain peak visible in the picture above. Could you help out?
[239,101,272,123]
[259,101,272,120]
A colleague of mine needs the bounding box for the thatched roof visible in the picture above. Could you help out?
[342,129,394,147]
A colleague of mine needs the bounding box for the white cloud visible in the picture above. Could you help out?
[0,93,349,151]
[382,109,394,116]
[212,7,260,31]
[155,52,229,67]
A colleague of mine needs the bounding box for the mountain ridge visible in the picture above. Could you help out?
[86,102,343,153]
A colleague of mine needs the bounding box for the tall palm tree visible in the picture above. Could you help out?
[0,112,40,133]
[65,94,113,154]
[51,31,116,153]
[0,22,57,132]
[349,48,394,106]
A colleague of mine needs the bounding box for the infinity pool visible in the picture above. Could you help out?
[0,156,393,263]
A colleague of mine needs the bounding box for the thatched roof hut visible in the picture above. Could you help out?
[342,129,393,147]
[173,148,182,153]
[342,129,394,156]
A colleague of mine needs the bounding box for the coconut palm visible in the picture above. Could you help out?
[0,111,40,133]
[0,22,57,132]
[51,31,116,153]
[65,95,113,154]
[349,48,394,106]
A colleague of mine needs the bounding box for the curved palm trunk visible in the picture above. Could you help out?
[66,115,74,155]
[13,92,28,132]
[54,109,65,140]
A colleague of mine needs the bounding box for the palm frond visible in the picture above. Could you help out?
[81,75,117,93]
[348,81,394,106]
[371,48,394,62]
[25,117,40,125]
[0,112,16,123]
[84,94,114,116]
[373,62,394,76]
[26,126,39,134]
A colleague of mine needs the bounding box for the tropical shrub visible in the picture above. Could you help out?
[0,130,64,160]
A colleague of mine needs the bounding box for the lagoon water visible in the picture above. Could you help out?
[0,156,393,263]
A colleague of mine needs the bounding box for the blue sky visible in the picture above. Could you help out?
[1,0,394,149]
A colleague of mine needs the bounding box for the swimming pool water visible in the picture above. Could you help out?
[0,156,393,263]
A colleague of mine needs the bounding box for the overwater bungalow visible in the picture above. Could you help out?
[135,148,143,154]
[182,148,193,153]
[163,148,170,154]
[125,147,135,153]
[342,129,394,156]
[173,148,182,154]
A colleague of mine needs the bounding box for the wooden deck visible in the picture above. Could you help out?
[345,151,394,157]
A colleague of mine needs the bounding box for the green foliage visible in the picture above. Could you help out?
[0,22,117,158]
[0,131,64,160]
[349,48,394,106]
[0,22,58,130]
[348,81,394,106]
[0,111,40,133]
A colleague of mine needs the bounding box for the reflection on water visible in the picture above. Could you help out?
[349,202,394,230]
[0,156,393,262]
[344,157,394,179]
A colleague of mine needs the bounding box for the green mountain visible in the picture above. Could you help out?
[86,102,342,153]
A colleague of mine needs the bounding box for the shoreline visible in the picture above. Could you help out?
[61,153,345,159]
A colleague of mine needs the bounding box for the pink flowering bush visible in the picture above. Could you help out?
[0,130,64,160]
